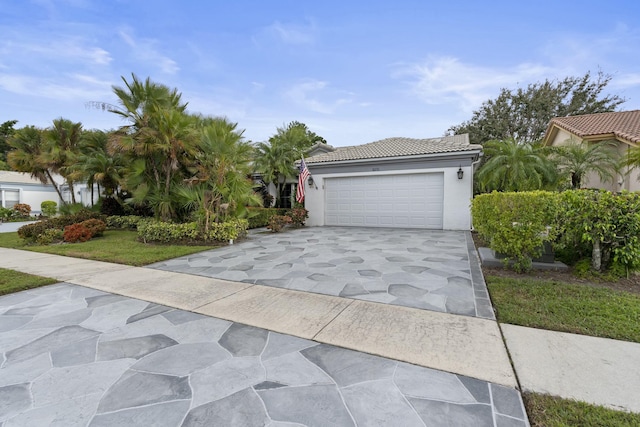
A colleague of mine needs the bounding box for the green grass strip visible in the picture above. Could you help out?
[0,230,218,266]
[0,268,58,296]
[524,393,640,427]
[487,276,640,343]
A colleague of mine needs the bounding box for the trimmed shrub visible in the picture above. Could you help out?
[81,219,106,237]
[137,219,248,244]
[63,223,93,243]
[288,208,309,227]
[40,201,57,217]
[0,207,11,221]
[35,228,64,245]
[247,207,288,229]
[267,215,292,232]
[106,215,143,230]
[12,203,31,218]
[472,191,560,271]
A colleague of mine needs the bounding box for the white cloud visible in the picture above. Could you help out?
[395,56,552,112]
[1,39,112,66]
[118,28,179,74]
[0,73,112,100]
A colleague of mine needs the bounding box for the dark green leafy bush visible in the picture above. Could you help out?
[106,215,144,230]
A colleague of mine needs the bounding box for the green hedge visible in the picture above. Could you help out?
[473,190,640,273]
[247,207,288,229]
[472,191,560,271]
[137,219,248,244]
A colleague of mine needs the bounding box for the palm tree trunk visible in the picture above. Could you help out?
[592,238,602,271]
[69,181,76,204]
[45,170,66,205]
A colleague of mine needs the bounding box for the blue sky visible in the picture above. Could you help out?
[2,0,639,146]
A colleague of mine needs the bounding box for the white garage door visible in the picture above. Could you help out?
[325,173,444,229]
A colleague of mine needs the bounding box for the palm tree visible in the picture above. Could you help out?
[107,74,197,221]
[476,139,558,192]
[7,126,66,202]
[254,121,322,207]
[41,118,84,203]
[71,130,125,204]
[548,140,619,189]
[181,118,261,231]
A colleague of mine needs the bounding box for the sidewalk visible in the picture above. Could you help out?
[2,247,640,415]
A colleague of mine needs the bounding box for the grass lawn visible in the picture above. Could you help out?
[0,268,57,296]
[525,393,640,427]
[0,230,219,266]
[486,275,640,343]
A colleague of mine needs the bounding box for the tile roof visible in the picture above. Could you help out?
[547,110,640,144]
[305,134,480,164]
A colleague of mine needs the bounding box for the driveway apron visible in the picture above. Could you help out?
[150,227,494,320]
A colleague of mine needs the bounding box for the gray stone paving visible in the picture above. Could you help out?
[150,227,495,319]
[0,283,528,426]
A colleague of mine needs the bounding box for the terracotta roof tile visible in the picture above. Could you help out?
[548,110,640,144]
[305,134,481,164]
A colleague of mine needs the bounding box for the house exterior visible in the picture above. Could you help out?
[302,134,482,230]
[0,171,98,213]
[0,171,60,213]
[542,110,640,191]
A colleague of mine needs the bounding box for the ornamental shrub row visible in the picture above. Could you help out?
[18,210,105,243]
[63,219,107,243]
[137,219,248,244]
[472,189,640,273]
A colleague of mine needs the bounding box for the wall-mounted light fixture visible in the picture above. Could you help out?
[308,176,314,186]
[457,166,464,180]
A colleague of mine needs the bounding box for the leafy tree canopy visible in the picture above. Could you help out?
[0,120,18,168]
[448,71,625,145]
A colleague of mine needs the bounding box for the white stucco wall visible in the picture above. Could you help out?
[303,165,474,230]
[0,185,60,214]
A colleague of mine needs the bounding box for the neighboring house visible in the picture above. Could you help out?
[302,134,482,230]
[542,110,640,191]
[0,171,99,213]
[0,171,60,213]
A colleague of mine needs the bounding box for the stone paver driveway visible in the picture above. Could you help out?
[0,283,528,426]
[151,227,494,319]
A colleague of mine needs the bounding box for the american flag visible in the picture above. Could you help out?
[296,158,311,203]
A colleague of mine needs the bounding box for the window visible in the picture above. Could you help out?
[1,189,20,209]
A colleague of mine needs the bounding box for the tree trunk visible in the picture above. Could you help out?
[45,170,67,205]
[69,181,76,204]
[592,238,602,271]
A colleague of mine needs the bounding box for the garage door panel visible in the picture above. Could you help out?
[325,173,443,229]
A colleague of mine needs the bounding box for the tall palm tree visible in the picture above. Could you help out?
[41,118,84,203]
[548,140,619,189]
[107,74,197,221]
[253,141,297,207]
[476,139,558,192]
[7,126,66,202]
[181,118,261,231]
